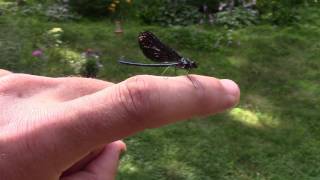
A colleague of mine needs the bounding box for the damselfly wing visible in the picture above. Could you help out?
[119,31,197,70]
[138,31,182,62]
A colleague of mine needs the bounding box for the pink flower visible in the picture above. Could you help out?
[32,49,43,57]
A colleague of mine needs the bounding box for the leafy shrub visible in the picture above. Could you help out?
[45,3,80,21]
[0,2,19,15]
[68,0,112,17]
[17,2,79,20]
[68,0,133,18]
[256,0,304,25]
[80,58,100,78]
[36,27,64,49]
[107,0,133,20]
[214,29,238,48]
[80,49,103,78]
[215,7,259,28]
[139,0,201,26]
[19,3,44,16]
[186,0,221,12]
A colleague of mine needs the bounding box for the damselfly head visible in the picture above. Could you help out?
[189,60,198,69]
[178,57,198,69]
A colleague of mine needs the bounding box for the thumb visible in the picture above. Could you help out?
[61,141,126,180]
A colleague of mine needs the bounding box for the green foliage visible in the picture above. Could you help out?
[44,3,80,21]
[186,0,221,11]
[67,0,133,19]
[256,0,305,25]
[0,17,21,71]
[215,7,259,28]
[214,29,238,48]
[79,49,103,78]
[107,0,134,20]
[0,1,80,21]
[59,49,87,74]
[37,27,64,49]
[139,0,201,26]
[18,3,43,16]
[80,58,100,78]
[68,0,112,17]
[0,1,19,15]
[248,0,319,25]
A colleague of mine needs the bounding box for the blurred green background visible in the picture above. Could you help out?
[0,0,320,179]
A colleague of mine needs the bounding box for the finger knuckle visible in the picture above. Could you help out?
[0,74,26,93]
[193,79,208,103]
[117,75,158,125]
[191,76,218,113]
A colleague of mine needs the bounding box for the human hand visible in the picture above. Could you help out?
[0,69,239,180]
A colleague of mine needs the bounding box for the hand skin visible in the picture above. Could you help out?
[0,69,240,180]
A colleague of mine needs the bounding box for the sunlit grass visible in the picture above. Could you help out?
[227,56,249,68]
[229,108,281,128]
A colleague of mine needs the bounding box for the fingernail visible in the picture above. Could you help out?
[117,141,127,153]
[220,79,240,99]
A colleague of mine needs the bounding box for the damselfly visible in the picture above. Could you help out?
[118,31,198,72]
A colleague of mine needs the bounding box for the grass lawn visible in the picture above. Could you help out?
[1,5,320,180]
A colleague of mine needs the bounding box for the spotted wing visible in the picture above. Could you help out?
[138,31,182,62]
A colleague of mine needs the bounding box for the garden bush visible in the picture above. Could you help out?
[186,0,221,13]
[68,0,133,19]
[215,7,259,28]
[139,0,201,26]
[256,0,310,25]
[68,0,112,17]
[44,2,80,21]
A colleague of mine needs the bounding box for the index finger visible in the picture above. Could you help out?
[62,75,240,145]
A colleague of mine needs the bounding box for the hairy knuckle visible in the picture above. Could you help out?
[192,78,216,113]
[194,81,207,103]
[0,74,24,92]
[0,74,31,85]
[0,74,40,98]
[117,76,157,125]
[123,76,153,113]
